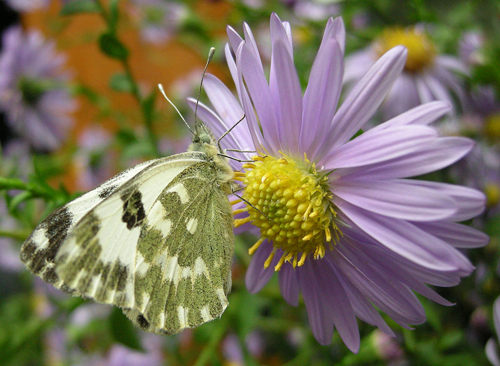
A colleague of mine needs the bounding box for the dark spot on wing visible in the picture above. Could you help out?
[121,188,146,230]
[114,262,129,292]
[22,207,74,283]
[43,266,59,284]
[74,212,100,248]
[137,314,150,329]
[98,185,117,199]
[20,240,36,263]
[45,206,73,260]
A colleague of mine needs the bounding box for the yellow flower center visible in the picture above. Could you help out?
[375,27,436,73]
[485,182,500,208]
[485,113,500,142]
[234,154,340,271]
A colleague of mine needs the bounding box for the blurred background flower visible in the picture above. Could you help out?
[0,0,498,365]
[0,26,76,151]
[486,297,500,366]
[128,0,189,45]
[4,0,50,12]
[344,25,468,119]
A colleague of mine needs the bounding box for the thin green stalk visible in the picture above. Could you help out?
[0,177,27,191]
[0,229,30,241]
[0,177,51,198]
[193,316,230,366]
[122,59,159,156]
[94,0,160,157]
[94,0,110,23]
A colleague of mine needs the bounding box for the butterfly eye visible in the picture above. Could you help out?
[199,134,211,144]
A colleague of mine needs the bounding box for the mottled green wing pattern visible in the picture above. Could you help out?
[20,153,211,307]
[123,161,234,334]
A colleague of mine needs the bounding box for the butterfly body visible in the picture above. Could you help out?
[21,123,236,334]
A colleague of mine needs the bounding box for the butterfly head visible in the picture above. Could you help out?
[189,122,221,157]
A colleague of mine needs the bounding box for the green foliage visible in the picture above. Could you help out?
[109,308,143,352]
[60,0,100,16]
[109,72,134,93]
[1,0,500,365]
[99,33,129,60]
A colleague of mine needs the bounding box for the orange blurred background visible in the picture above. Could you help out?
[22,0,234,135]
[21,0,234,189]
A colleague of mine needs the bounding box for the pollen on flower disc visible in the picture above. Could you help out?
[241,155,341,270]
[375,27,436,73]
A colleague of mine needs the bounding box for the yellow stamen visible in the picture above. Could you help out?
[298,252,307,267]
[302,234,313,241]
[233,176,245,182]
[263,248,277,268]
[234,171,245,177]
[314,245,325,259]
[308,210,319,219]
[325,227,332,242]
[261,172,273,183]
[248,238,265,255]
[234,216,251,228]
[232,208,248,215]
[303,152,310,164]
[242,154,341,271]
[230,198,242,205]
[274,254,286,271]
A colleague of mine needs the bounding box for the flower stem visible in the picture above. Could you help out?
[0,177,51,198]
[94,0,160,157]
[0,229,29,241]
[193,315,229,366]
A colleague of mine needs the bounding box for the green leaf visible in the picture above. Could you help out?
[486,213,500,237]
[109,0,120,32]
[116,128,139,145]
[109,307,143,351]
[0,177,26,191]
[141,89,157,124]
[233,291,259,338]
[99,33,129,60]
[109,73,134,93]
[60,0,100,15]
[350,128,364,140]
[0,294,51,366]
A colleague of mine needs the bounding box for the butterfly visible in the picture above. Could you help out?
[20,49,238,335]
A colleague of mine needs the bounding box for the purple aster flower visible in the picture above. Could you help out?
[486,297,500,366]
[190,14,489,352]
[107,342,163,366]
[0,26,76,151]
[75,125,114,191]
[370,329,405,363]
[459,31,485,68]
[128,0,188,45]
[222,332,263,365]
[0,140,31,273]
[344,26,469,119]
[0,199,23,273]
[5,0,49,11]
[282,0,339,21]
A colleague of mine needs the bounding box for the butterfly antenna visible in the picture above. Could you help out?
[194,47,216,133]
[158,83,195,135]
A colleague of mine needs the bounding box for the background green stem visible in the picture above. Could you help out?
[95,0,160,157]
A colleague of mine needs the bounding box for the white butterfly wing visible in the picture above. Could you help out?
[124,160,234,334]
[20,152,207,307]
